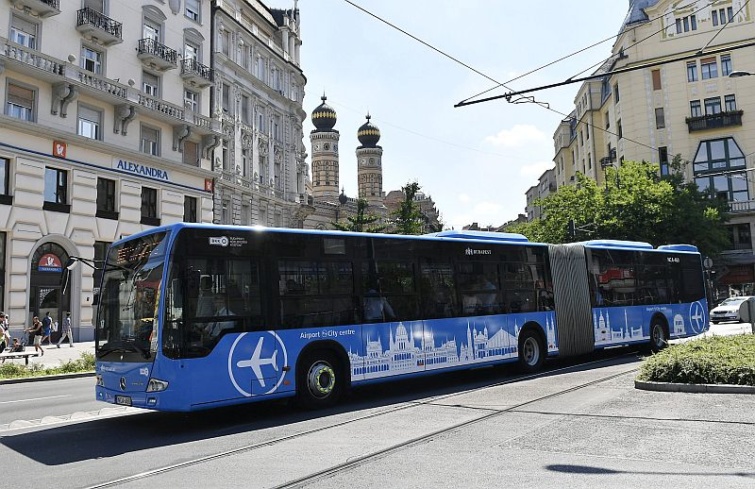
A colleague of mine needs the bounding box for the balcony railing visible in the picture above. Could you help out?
[137,38,177,70]
[1,37,64,78]
[76,7,122,45]
[686,110,744,132]
[729,199,755,213]
[181,58,214,88]
[10,0,60,17]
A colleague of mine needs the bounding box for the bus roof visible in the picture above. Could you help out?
[584,239,698,253]
[427,230,530,242]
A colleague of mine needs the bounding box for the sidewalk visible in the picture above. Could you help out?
[16,340,95,369]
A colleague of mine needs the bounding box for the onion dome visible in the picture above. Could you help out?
[357,114,381,147]
[311,95,337,131]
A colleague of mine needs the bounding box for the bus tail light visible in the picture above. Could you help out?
[96,374,103,386]
[146,378,169,392]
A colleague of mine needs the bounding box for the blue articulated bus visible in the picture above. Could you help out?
[94,223,708,412]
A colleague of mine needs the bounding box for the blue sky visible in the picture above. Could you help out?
[285,0,628,230]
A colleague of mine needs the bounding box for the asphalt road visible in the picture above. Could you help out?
[1,348,754,489]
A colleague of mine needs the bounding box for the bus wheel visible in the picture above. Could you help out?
[649,320,668,353]
[518,330,545,372]
[297,351,342,409]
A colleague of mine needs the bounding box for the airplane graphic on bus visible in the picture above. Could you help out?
[237,337,279,388]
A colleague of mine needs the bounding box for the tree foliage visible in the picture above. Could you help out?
[391,181,425,235]
[332,198,385,233]
[509,158,730,257]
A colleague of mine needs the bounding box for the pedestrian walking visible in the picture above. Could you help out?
[56,312,74,348]
[0,312,9,351]
[27,315,44,356]
[41,311,53,345]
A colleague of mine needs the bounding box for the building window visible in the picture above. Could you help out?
[184,89,199,112]
[141,187,160,225]
[727,224,751,251]
[0,157,11,205]
[724,94,736,112]
[675,15,697,33]
[142,71,159,97]
[686,61,697,82]
[690,100,702,117]
[185,0,200,22]
[704,97,721,115]
[651,69,662,90]
[85,0,106,13]
[701,57,718,79]
[44,167,69,212]
[96,177,118,219]
[613,83,620,103]
[183,140,199,166]
[721,54,732,77]
[222,83,231,113]
[241,94,249,124]
[10,15,38,49]
[184,196,197,222]
[140,125,160,156]
[617,119,623,139]
[658,146,669,176]
[655,108,665,129]
[143,18,161,42]
[77,105,102,140]
[81,45,103,74]
[5,82,35,121]
[184,42,198,63]
[693,138,747,202]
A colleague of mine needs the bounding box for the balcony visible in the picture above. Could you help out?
[137,38,177,71]
[9,0,60,18]
[729,199,755,214]
[1,37,65,82]
[686,110,744,132]
[76,7,122,46]
[180,58,214,88]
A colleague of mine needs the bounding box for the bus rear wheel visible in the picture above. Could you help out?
[649,320,668,353]
[518,329,545,373]
[297,351,342,409]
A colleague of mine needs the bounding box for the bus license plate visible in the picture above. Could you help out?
[115,395,132,406]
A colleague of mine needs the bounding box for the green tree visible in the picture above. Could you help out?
[390,181,425,235]
[509,158,729,257]
[332,198,385,233]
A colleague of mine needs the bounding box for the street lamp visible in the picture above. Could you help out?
[728,71,752,78]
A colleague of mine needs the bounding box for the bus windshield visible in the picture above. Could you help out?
[95,231,170,361]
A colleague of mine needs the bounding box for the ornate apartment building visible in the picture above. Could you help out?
[541,0,755,294]
[0,0,220,340]
[211,0,310,228]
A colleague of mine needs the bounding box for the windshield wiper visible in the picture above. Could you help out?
[97,340,151,359]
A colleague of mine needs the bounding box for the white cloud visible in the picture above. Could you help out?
[457,193,471,203]
[484,124,548,148]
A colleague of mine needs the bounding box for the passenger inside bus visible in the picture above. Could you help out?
[206,294,236,337]
[195,276,214,318]
[363,289,395,322]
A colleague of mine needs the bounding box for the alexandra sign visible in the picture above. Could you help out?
[112,158,170,181]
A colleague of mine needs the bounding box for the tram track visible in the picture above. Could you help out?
[81,354,641,489]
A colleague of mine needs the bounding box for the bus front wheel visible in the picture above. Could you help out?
[649,320,668,353]
[518,329,545,373]
[297,351,342,409]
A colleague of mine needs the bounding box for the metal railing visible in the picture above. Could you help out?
[76,7,122,40]
[137,38,177,65]
[181,58,214,82]
[686,110,744,132]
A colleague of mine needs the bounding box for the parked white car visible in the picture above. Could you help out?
[709,296,754,324]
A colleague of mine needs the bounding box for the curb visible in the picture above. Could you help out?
[634,379,755,394]
[0,371,95,385]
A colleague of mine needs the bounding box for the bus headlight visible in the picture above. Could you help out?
[96,374,103,387]
[146,378,169,392]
